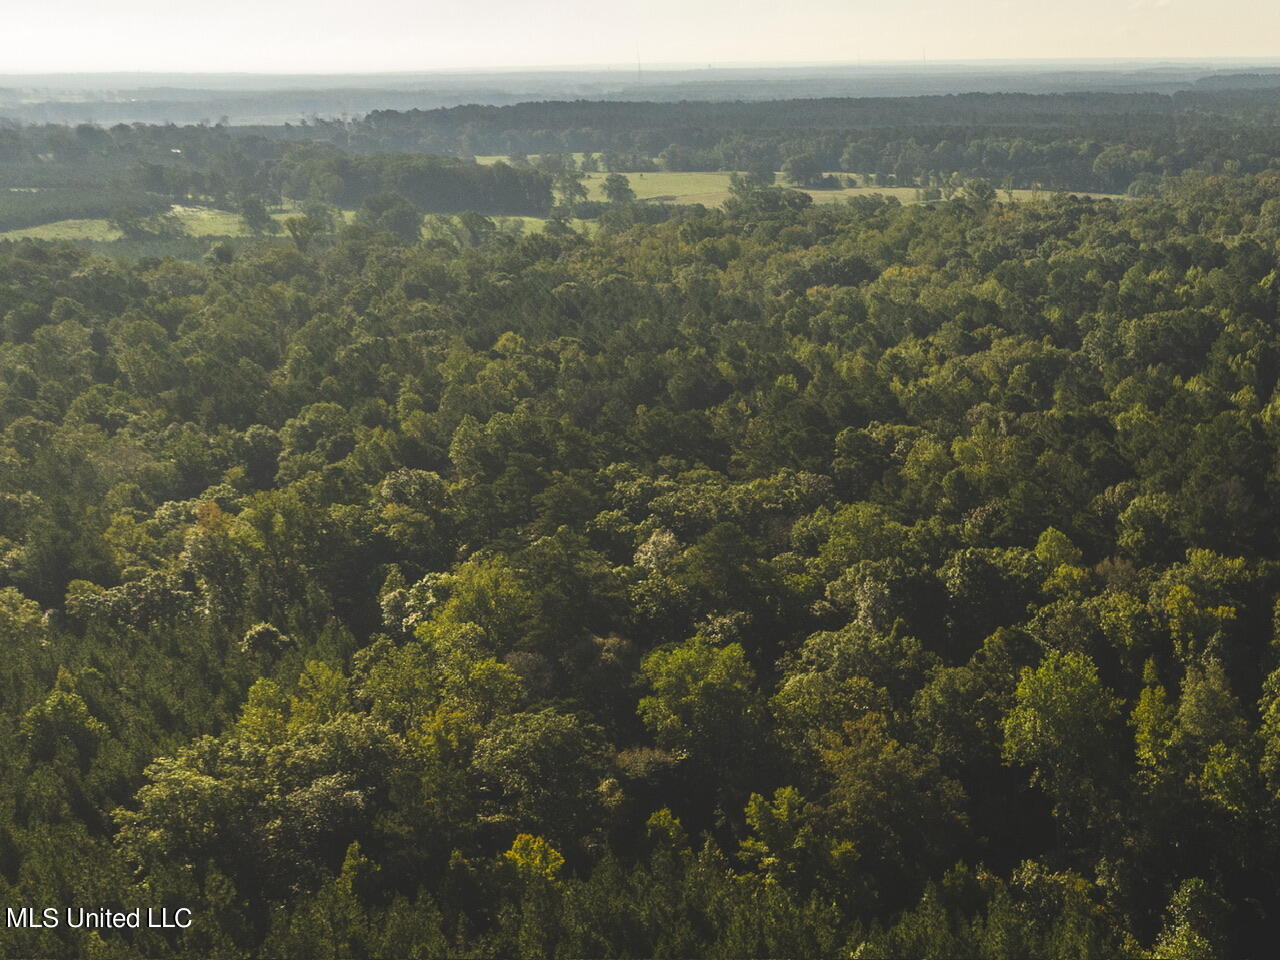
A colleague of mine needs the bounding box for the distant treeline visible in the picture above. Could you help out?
[130,147,553,216]
[322,91,1280,192]
[1194,72,1280,89]
[342,89,1280,139]
[0,126,554,224]
[270,146,552,215]
[9,87,1280,226]
[0,186,170,233]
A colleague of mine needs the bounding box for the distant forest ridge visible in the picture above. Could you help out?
[8,82,1280,248]
[348,88,1280,135]
[5,59,1280,124]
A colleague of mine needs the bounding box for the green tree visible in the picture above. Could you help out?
[781,153,824,187]
[283,214,326,252]
[355,192,423,244]
[1002,650,1124,835]
[237,191,277,235]
[471,708,609,846]
[638,636,768,806]
[602,173,635,204]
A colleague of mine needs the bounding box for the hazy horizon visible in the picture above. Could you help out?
[10,0,1280,74]
[6,56,1279,127]
[5,57,1280,79]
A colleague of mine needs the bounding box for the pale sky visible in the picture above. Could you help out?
[7,0,1280,73]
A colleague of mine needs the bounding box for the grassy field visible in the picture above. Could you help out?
[0,182,1123,246]
[0,204,297,242]
[474,154,594,167]
[0,207,593,245]
[167,205,258,236]
[580,171,731,205]
[472,163,739,205]
[480,159,1123,208]
[0,218,122,241]
[586,172,1120,207]
[496,215,595,236]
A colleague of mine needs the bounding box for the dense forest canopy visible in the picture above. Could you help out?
[3,158,1280,956]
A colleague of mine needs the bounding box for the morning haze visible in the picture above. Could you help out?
[10,0,1280,72]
